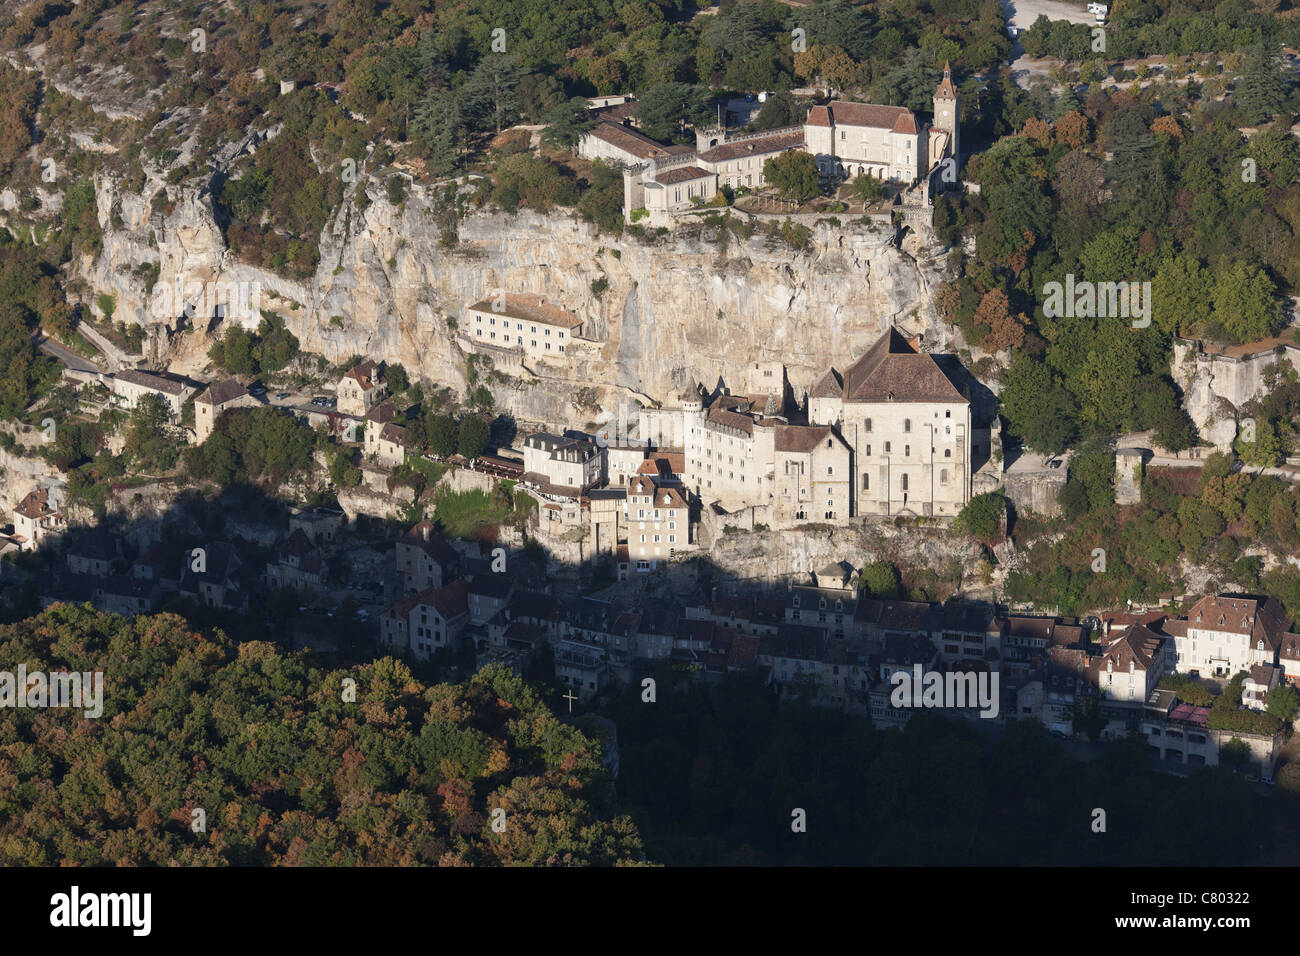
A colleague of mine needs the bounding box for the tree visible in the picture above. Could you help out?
[457,415,490,460]
[1219,737,1251,771]
[209,326,258,375]
[1266,683,1298,723]
[125,393,178,471]
[385,364,410,394]
[751,91,798,131]
[540,97,595,149]
[635,83,713,144]
[1235,417,1282,467]
[954,491,1006,543]
[517,73,565,124]
[1211,262,1282,344]
[762,151,820,202]
[860,561,901,598]
[1236,44,1288,125]
[847,173,886,204]
[1151,255,1212,337]
[426,414,458,458]
[460,54,524,135]
[972,288,1027,351]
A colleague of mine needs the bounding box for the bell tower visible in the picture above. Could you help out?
[933,61,959,163]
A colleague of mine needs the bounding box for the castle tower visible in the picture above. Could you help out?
[933,61,959,163]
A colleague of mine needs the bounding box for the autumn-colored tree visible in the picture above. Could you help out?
[1053,110,1090,150]
[1022,117,1053,150]
[972,288,1027,351]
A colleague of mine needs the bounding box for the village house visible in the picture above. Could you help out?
[288,508,344,544]
[193,378,257,442]
[588,487,626,558]
[625,475,689,571]
[1097,623,1172,703]
[12,487,65,552]
[337,360,385,417]
[1175,594,1289,678]
[110,369,194,420]
[265,528,327,594]
[468,573,514,628]
[522,431,604,497]
[380,579,471,660]
[633,604,681,660]
[1242,664,1282,711]
[375,422,408,468]
[176,541,250,611]
[65,529,121,577]
[396,522,460,595]
[363,401,396,458]
[555,639,610,702]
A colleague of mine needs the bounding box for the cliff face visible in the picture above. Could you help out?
[88,176,955,422]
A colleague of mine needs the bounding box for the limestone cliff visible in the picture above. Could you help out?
[86,175,956,423]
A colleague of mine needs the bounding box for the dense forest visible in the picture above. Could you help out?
[0,606,643,865]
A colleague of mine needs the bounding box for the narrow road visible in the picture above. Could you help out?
[37,335,99,374]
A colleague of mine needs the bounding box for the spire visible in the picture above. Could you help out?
[935,62,957,100]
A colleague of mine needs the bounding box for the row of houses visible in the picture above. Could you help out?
[23,508,349,617]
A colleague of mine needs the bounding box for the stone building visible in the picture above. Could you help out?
[337,360,385,417]
[11,487,64,552]
[194,378,257,442]
[625,475,689,571]
[522,432,603,496]
[639,328,972,521]
[809,327,972,517]
[464,294,583,365]
[110,369,194,420]
[1175,594,1289,678]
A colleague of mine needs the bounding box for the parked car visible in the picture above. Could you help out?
[275,392,291,400]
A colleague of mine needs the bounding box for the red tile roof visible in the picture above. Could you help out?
[808,101,918,134]
[655,165,712,185]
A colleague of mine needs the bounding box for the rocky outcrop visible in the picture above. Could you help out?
[85,174,957,424]
[1171,337,1300,451]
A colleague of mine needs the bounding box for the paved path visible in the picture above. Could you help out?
[37,336,99,374]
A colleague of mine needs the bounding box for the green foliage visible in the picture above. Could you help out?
[0,606,640,865]
[185,406,314,487]
[94,293,116,320]
[860,560,901,599]
[207,314,299,376]
[763,151,820,202]
[457,415,490,460]
[124,393,178,472]
[954,491,1006,542]
[1265,683,1298,723]
[1157,673,1214,707]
